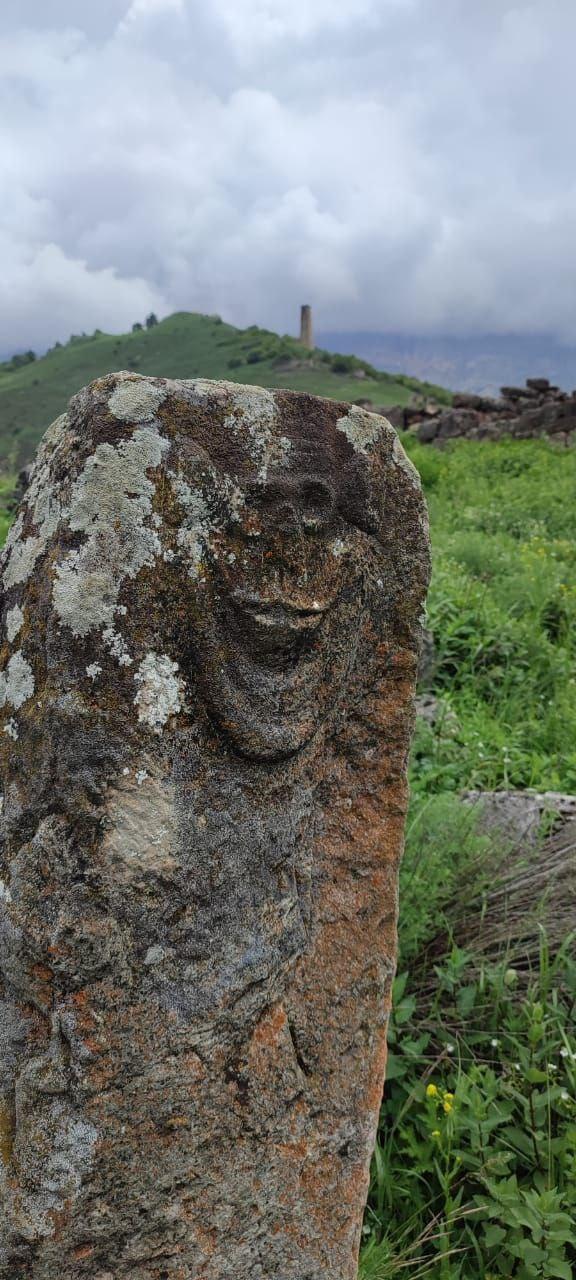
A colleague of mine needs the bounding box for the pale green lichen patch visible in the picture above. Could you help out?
[336,406,423,491]
[222,384,290,482]
[2,496,61,591]
[134,652,185,733]
[5,606,24,644]
[171,474,212,576]
[0,652,35,711]
[391,432,422,490]
[108,376,167,422]
[1,414,70,590]
[53,427,169,638]
[102,628,133,667]
[170,467,245,577]
[336,406,386,455]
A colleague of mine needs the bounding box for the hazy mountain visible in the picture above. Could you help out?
[317,332,576,396]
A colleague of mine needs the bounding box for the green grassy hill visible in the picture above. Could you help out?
[0,311,449,471]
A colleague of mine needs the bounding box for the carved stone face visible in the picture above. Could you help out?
[0,376,426,766]
[177,447,373,760]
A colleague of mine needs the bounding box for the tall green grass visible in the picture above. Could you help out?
[403,437,576,795]
[361,436,576,1279]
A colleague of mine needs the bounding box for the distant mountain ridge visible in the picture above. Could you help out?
[0,311,448,471]
[317,331,576,396]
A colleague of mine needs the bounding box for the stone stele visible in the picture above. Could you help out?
[0,374,430,1280]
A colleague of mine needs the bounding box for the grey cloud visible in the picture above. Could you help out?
[1,0,576,355]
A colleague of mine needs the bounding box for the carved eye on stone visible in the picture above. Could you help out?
[244,476,335,536]
[299,478,335,532]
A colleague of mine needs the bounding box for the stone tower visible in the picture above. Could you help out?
[299,303,313,349]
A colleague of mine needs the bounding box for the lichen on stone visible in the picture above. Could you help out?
[102,628,132,667]
[223,384,290,482]
[133,652,185,733]
[53,426,170,638]
[171,474,212,576]
[5,606,24,644]
[108,376,167,423]
[391,432,422,489]
[1,415,69,590]
[0,652,35,711]
[336,405,386,455]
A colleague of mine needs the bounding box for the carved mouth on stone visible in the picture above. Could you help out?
[230,591,332,662]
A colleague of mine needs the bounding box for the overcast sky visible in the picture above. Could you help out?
[2,0,576,354]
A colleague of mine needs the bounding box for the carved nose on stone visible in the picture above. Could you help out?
[247,476,335,533]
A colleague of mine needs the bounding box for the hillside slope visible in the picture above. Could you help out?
[0,311,449,470]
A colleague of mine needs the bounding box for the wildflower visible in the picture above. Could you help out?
[431,1129,441,1140]
[446,1043,455,1054]
[560,1090,569,1102]
[560,1048,568,1058]
[426,1083,439,1099]
[443,1100,453,1115]
[490,1038,499,1048]
[547,1063,558,1072]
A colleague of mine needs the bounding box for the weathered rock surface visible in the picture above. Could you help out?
[0,376,429,1279]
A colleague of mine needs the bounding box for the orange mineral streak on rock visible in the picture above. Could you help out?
[0,1102,14,1167]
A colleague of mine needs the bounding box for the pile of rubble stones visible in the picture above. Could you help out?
[364,378,576,445]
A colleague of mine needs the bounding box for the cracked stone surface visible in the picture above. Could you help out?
[0,373,430,1279]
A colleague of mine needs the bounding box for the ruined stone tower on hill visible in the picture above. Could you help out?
[299,303,313,348]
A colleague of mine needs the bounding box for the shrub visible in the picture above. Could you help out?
[361,796,576,1279]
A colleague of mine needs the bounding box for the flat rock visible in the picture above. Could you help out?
[463,790,576,844]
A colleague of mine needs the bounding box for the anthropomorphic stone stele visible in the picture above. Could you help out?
[0,375,430,1280]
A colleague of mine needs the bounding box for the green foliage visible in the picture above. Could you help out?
[0,475,14,545]
[0,349,36,373]
[403,437,576,795]
[359,435,576,1278]
[360,798,576,1279]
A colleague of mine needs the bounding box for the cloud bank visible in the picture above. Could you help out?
[2,0,576,353]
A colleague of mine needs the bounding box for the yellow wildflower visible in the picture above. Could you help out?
[431,1129,441,1139]
[443,1100,453,1115]
[426,1083,438,1099]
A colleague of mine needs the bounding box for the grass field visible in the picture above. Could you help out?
[362,435,576,1279]
[0,311,449,471]
[0,423,574,1278]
